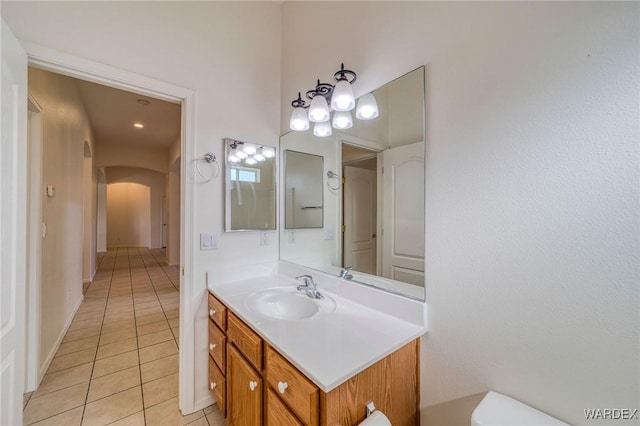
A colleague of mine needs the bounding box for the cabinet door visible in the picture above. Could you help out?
[267,388,303,426]
[228,344,262,426]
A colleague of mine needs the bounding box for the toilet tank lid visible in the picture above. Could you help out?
[471,392,569,426]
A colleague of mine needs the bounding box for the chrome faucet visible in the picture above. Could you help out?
[296,275,323,299]
[339,266,353,280]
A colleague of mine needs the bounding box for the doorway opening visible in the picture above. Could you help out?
[22,49,199,418]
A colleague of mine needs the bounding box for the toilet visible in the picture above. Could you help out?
[471,391,569,426]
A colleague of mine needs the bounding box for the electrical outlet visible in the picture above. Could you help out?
[288,230,296,243]
[260,232,269,246]
[324,227,335,240]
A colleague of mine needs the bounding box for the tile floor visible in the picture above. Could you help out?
[22,247,225,426]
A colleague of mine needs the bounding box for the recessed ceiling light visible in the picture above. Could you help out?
[134,123,144,128]
[137,99,150,106]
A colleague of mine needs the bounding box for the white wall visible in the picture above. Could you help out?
[96,142,168,174]
[1,1,282,410]
[27,67,94,377]
[105,167,166,249]
[281,3,639,425]
[167,138,181,266]
[106,182,151,248]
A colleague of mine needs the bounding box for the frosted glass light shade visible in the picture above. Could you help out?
[236,151,248,159]
[228,153,240,163]
[356,93,379,120]
[290,107,310,131]
[313,121,332,137]
[332,110,353,129]
[308,95,331,122]
[330,79,355,111]
[254,153,265,162]
[245,158,257,165]
[262,147,275,158]
[243,144,257,155]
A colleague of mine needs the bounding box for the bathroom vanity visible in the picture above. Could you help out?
[206,274,425,426]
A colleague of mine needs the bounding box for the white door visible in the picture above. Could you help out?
[1,19,28,426]
[343,166,377,274]
[381,141,425,286]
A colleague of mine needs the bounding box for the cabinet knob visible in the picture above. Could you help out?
[210,382,217,390]
[277,381,288,394]
[209,309,216,317]
[249,380,258,391]
[209,343,216,351]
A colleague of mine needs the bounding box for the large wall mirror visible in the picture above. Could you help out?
[279,66,426,300]
[224,138,277,231]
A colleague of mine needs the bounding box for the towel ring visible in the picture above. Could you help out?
[195,152,220,182]
[327,171,342,190]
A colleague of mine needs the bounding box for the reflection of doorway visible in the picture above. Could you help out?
[342,144,378,274]
[343,162,377,274]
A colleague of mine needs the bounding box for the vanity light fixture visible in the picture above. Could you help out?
[262,147,275,158]
[289,63,378,133]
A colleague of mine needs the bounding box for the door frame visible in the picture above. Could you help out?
[22,42,199,413]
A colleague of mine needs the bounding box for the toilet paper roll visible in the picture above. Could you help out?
[357,411,391,426]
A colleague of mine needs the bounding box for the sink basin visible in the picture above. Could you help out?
[246,287,335,321]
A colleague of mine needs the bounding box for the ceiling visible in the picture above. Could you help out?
[75,78,181,148]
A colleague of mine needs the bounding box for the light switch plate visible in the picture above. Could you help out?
[200,233,218,250]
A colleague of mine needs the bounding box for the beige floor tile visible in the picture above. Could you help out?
[137,320,169,336]
[135,312,166,326]
[48,348,97,373]
[138,329,173,348]
[33,363,92,398]
[63,325,102,343]
[101,320,136,335]
[140,353,178,384]
[23,392,33,409]
[73,310,105,322]
[23,383,88,425]
[56,335,100,356]
[106,411,145,426]
[186,417,209,426]
[139,340,178,364]
[87,365,141,402]
[164,308,179,319]
[134,300,161,311]
[30,406,84,426]
[68,317,103,332]
[103,312,135,324]
[96,337,138,360]
[167,317,179,328]
[92,350,139,379]
[144,397,205,426]
[134,306,164,318]
[82,386,143,426]
[142,372,178,408]
[99,327,136,345]
[205,408,226,426]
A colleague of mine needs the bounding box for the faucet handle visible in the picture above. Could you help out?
[295,274,313,284]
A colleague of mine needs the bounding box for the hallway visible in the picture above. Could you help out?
[22,248,224,426]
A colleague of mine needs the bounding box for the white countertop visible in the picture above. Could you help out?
[209,274,426,393]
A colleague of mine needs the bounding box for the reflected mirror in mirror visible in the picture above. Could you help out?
[284,150,324,229]
[224,138,276,231]
[279,66,425,300]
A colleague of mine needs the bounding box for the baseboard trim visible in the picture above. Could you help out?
[38,294,84,382]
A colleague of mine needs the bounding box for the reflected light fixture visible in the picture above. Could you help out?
[289,63,378,134]
[227,141,273,166]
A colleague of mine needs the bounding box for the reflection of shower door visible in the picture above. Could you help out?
[343,166,376,274]
[381,142,424,286]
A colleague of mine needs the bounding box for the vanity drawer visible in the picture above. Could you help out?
[227,312,263,371]
[208,292,227,330]
[267,387,303,426]
[208,320,227,371]
[208,355,226,417]
[266,345,319,426]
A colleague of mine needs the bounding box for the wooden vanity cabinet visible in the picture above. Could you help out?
[207,293,227,417]
[207,291,420,426]
[228,344,263,425]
